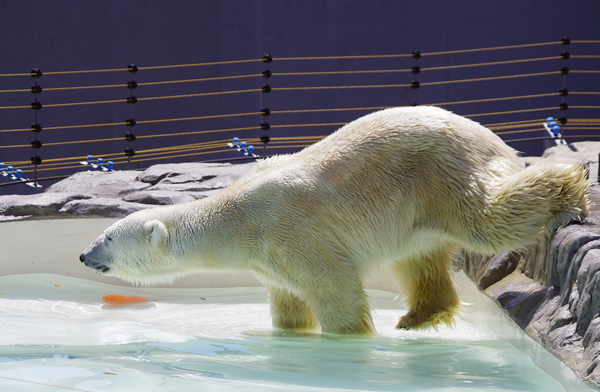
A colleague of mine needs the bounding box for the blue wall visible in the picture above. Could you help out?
[0,1,599,192]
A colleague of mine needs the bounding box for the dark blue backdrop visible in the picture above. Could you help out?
[0,1,599,193]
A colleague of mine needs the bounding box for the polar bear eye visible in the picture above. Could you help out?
[106,236,113,242]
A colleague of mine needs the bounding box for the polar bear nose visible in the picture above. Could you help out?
[79,254,86,263]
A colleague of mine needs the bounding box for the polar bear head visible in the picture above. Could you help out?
[80,210,177,285]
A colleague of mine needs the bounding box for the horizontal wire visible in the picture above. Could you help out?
[571,40,600,44]
[274,54,412,61]
[488,122,543,131]
[272,84,410,92]
[570,70,600,74]
[562,126,600,130]
[136,112,259,125]
[270,122,347,128]
[569,118,600,122]
[420,56,559,72]
[270,72,560,93]
[138,58,262,71]
[570,55,600,59]
[495,128,545,136]
[430,92,558,107]
[271,106,393,115]
[273,69,411,77]
[0,88,263,110]
[0,59,263,78]
[420,41,559,56]
[467,107,558,118]
[43,99,126,108]
[138,74,262,87]
[137,88,261,102]
[420,71,560,87]
[1,74,261,95]
[483,118,544,127]
[570,91,600,95]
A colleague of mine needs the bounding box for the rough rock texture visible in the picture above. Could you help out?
[0,162,254,221]
[457,142,600,388]
[0,143,599,387]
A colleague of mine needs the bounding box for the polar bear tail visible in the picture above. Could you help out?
[473,161,590,254]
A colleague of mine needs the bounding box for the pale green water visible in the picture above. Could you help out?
[0,274,592,391]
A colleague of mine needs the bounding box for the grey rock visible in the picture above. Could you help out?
[477,251,520,289]
[460,191,600,386]
[136,162,250,187]
[46,170,143,198]
[123,190,202,205]
[58,198,150,218]
[0,192,91,217]
[0,162,254,220]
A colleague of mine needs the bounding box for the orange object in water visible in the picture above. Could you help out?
[102,294,149,306]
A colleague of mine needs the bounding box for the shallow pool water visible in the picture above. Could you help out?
[0,274,592,392]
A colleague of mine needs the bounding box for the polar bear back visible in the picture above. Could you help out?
[226,106,522,268]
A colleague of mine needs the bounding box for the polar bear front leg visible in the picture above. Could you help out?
[303,274,375,335]
[268,286,319,330]
[391,247,460,330]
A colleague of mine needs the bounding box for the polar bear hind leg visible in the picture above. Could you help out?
[391,247,460,330]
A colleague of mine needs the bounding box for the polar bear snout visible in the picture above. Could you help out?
[79,252,111,274]
[80,233,114,274]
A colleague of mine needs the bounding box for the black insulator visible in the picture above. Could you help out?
[30,84,42,94]
[411,65,420,74]
[559,88,569,96]
[30,124,42,133]
[262,69,272,78]
[124,148,136,157]
[410,80,420,89]
[260,122,271,130]
[128,64,138,73]
[30,68,42,78]
[261,84,271,93]
[561,51,570,60]
[560,67,569,75]
[261,108,270,116]
[125,132,136,142]
[127,79,138,89]
[30,101,42,110]
[412,51,421,59]
[30,140,42,149]
[558,102,569,111]
[30,155,42,165]
[410,102,419,107]
[262,54,273,63]
[125,118,136,127]
[260,135,271,144]
[561,36,571,45]
[558,116,568,125]
[126,96,138,104]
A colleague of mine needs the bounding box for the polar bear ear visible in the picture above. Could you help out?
[144,220,168,247]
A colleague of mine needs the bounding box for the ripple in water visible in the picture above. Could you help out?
[0,274,591,392]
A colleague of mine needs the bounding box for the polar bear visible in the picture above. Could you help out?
[80,106,589,334]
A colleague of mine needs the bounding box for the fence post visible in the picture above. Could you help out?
[558,37,570,130]
[124,64,138,168]
[261,54,272,156]
[411,51,421,106]
[30,68,43,190]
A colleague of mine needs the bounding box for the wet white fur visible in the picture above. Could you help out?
[81,106,589,334]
